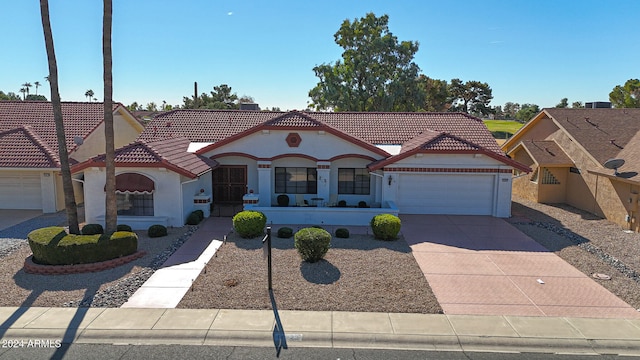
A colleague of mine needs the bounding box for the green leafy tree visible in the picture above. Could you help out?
[448,79,493,116]
[0,91,21,100]
[515,103,540,123]
[419,75,449,112]
[308,13,423,112]
[609,79,640,108]
[26,94,48,101]
[555,98,569,108]
[182,83,247,109]
[127,102,142,111]
[503,102,520,119]
[572,101,583,108]
[39,0,80,234]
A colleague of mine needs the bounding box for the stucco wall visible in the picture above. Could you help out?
[71,112,142,163]
[537,167,567,203]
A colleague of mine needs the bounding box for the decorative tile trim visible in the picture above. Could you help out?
[258,164,271,168]
[383,167,512,173]
[317,165,330,169]
[243,199,259,204]
[23,251,147,275]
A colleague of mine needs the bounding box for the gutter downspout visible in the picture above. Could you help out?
[180,177,199,226]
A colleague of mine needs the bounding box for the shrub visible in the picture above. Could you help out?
[277,194,289,207]
[337,200,347,207]
[194,210,205,221]
[186,211,202,225]
[117,224,132,232]
[294,227,331,263]
[81,223,104,235]
[232,210,267,238]
[277,227,293,238]
[148,224,168,238]
[370,214,401,241]
[335,228,350,238]
[27,227,138,265]
[358,201,368,208]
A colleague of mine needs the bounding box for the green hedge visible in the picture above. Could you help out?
[28,227,138,265]
[294,227,331,263]
[370,214,401,241]
[148,224,168,238]
[277,227,293,238]
[232,210,267,238]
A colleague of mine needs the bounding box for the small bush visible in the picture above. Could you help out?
[148,224,168,238]
[337,200,347,207]
[186,211,202,225]
[81,223,104,235]
[370,214,401,241]
[335,228,350,238]
[277,194,289,207]
[194,210,204,221]
[232,210,267,238]
[117,224,132,232]
[294,227,331,263]
[277,227,293,238]
[358,201,368,208]
[27,227,138,265]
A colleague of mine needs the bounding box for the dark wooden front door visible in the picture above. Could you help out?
[213,166,247,204]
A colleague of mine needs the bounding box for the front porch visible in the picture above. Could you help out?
[243,201,399,226]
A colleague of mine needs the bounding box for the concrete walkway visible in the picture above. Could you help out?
[401,215,640,319]
[0,307,639,355]
[121,217,232,308]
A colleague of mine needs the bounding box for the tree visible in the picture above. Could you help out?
[103,0,117,234]
[22,82,32,97]
[39,0,80,234]
[308,13,424,112]
[555,98,569,108]
[182,83,249,109]
[26,94,48,101]
[515,103,540,123]
[146,102,158,111]
[609,79,640,108]
[85,89,94,101]
[503,102,520,119]
[34,81,41,95]
[572,101,583,108]
[448,78,493,116]
[127,102,142,111]
[19,88,26,100]
[418,75,449,112]
[0,91,21,100]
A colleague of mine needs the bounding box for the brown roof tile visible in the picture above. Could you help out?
[519,140,573,166]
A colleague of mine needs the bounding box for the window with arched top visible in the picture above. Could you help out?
[111,173,155,216]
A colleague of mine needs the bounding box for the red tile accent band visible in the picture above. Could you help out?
[194,199,210,204]
[258,164,271,168]
[23,251,147,275]
[243,199,259,204]
[382,167,511,173]
[317,165,330,169]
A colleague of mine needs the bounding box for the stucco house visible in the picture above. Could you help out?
[73,109,527,229]
[0,101,143,213]
[502,108,640,232]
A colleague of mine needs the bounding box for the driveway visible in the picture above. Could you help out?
[0,210,43,231]
[402,214,640,319]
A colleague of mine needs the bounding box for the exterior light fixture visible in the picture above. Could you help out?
[388,175,393,186]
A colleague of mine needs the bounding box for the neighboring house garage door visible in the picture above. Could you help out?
[0,172,43,210]
[397,174,495,215]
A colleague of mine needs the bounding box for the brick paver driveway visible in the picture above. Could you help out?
[401,215,640,318]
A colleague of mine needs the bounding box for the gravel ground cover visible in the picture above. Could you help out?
[510,196,640,310]
[178,231,443,314]
[0,226,196,308]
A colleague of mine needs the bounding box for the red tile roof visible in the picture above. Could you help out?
[0,126,60,168]
[73,137,218,178]
[0,101,130,168]
[139,110,504,154]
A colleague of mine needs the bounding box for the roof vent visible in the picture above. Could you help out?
[73,136,84,146]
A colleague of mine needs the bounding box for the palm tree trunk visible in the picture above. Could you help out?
[39,0,80,234]
[103,0,117,234]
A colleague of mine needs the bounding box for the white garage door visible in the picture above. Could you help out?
[0,172,43,210]
[397,174,495,215]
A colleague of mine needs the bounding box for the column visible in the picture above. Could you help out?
[257,161,272,206]
[316,161,331,206]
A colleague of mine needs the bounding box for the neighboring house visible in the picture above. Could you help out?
[0,101,144,213]
[502,108,640,232]
[74,109,527,229]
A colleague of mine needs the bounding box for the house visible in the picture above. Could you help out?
[73,109,527,229]
[0,101,144,213]
[502,108,640,232]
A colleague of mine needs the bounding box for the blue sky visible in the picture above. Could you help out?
[2,0,639,111]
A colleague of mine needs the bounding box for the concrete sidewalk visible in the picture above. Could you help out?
[0,307,640,355]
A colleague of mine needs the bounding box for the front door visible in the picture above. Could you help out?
[213,166,247,204]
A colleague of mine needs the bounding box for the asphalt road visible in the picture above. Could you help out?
[0,344,637,360]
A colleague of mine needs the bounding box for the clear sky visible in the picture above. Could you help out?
[2,0,639,111]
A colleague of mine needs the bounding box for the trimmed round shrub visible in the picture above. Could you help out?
[27,227,138,265]
[358,201,368,208]
[81,223,104,235]
[232,210,267,238]
[337,200,347,207]
[277,194,289,207]
[294,227,331,263]
[335,228,350,238]
[117,224,132,232]
[148,224,168,238]
[370,214,402,241]
[186,211,202,225]
[277,227,293,238]
[193,210,205,221]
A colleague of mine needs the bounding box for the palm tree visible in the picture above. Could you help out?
[34,81,41,95]
[103,0,117,234]
[39,0,80,234]
[22,82,32,97]
[85,89,94,102]
[19,88,26,100]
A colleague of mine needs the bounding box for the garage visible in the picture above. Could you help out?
[0,172,43,210]
[397,174,496,215]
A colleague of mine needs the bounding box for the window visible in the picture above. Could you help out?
[117,193,154,216]
[275,167,317,194]
[338,168,370,195]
